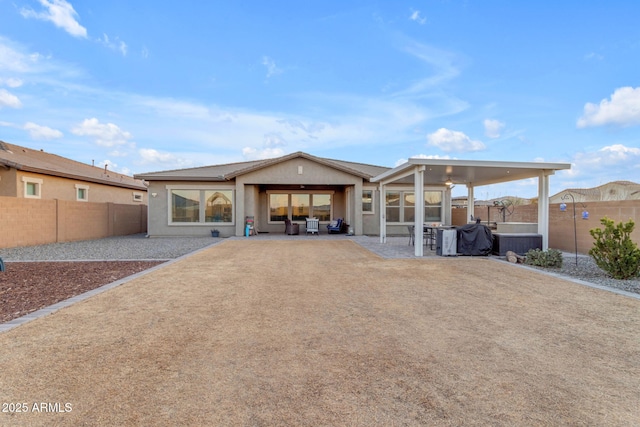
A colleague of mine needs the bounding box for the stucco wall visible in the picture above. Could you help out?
[14,171,146,204]
[0,196,148,249]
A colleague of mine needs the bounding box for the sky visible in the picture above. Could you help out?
[0,0,639,199]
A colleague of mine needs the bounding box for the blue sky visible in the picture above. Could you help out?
[1,0,639,198]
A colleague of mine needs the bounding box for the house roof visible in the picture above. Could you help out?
[134,151,390,181]
[0,141,147,191]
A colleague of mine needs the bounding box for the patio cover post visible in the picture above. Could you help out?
[537,171,552,250]
[414,165,425,256]
[379,182,386,243]
[467,185,475,224]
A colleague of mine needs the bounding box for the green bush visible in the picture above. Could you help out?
[524,248,563,268]
[589,217,640,280]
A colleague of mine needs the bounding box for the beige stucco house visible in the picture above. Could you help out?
[136,152,571,255]
[0,141,147,204]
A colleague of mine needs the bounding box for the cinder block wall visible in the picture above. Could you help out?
[452,200,640,254]
[0,196,148,249]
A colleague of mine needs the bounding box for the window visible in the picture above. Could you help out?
[172,190,200,222]
[268,192,333,222]
[291,194,310,221]
[170,188,234,224]
[75,184,89,202]
[22,177,42,199]
[205,190,233,223]
[362,189,374,214]
[133,192,144,202]
[385,190,443,223]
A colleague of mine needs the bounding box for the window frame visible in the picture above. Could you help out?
[166,185,235,226]
[267,190,334,224]
[362,188,375,214]
[22,177,43,199]
[384,188,444,224]
[75,184,89,202]
[132,192,144,203]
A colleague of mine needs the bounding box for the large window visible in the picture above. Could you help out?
[170,189,233,224]
[269,192,333,222]
[385,190,443,223]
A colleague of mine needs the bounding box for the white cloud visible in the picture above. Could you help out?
[262,56,283,79]
[24,122,63,140]
[483,119,505,138]
[20,0,88,38]
[1,78,23,88]
[71,118,132,147]
[409,10,426,25]
[577,87,640,128]
[242,147,285,160]
[97,33,128,56]
[137,148,185,166]
[0,89,22,108]
[426,128,485,153]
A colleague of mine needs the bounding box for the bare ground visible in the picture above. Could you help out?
[1,240,639,426]
[0,261,164,323]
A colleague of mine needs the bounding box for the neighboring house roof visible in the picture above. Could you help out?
[550,180,640,201]
[135,151,391,181]
[0,141,147,191]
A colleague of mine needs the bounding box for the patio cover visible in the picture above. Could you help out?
[370,158,571,256]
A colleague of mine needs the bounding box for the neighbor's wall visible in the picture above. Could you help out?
[15,171,146,205]
[451,200,640,254]
[0,196,147,249]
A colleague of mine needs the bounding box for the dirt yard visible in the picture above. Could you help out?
[1,240,639,426]
[0,261,164,323]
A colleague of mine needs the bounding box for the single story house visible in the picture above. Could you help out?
[0,141,147,204]
[135,152,570,255]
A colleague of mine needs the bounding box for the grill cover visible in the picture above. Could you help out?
[456,223,494,256]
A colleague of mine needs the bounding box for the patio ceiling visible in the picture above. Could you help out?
[370,158,571,187]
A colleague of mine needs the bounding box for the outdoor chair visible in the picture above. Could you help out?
[327,218,343,234]
[305,217,319,235]
[284,218,299,235]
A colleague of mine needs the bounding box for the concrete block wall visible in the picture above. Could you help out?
[452,200,640,254]
[0,196,148,249]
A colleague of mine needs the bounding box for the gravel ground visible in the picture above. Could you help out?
[0,234,219,261]
[0,234,637,295]
[528,252,640,295]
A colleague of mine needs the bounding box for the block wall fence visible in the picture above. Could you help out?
[452,200,640,255]
[0,196,147,249]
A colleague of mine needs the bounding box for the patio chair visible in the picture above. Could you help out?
[326,218,343,234]
[305,217,319,235]
[284,218,299,235]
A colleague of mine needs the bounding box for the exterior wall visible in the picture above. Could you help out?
[451,200,640,254]
[0,196,147,249]
[14,171,145,205]
[0,168,18,197]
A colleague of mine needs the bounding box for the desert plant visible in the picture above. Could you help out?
[589,217,640,280]
[524,248,563,268]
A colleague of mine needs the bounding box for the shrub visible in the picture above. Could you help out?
[589,217,640,280]
[524,248,563,268]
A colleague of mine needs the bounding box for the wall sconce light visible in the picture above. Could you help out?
[151,192,158,198]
